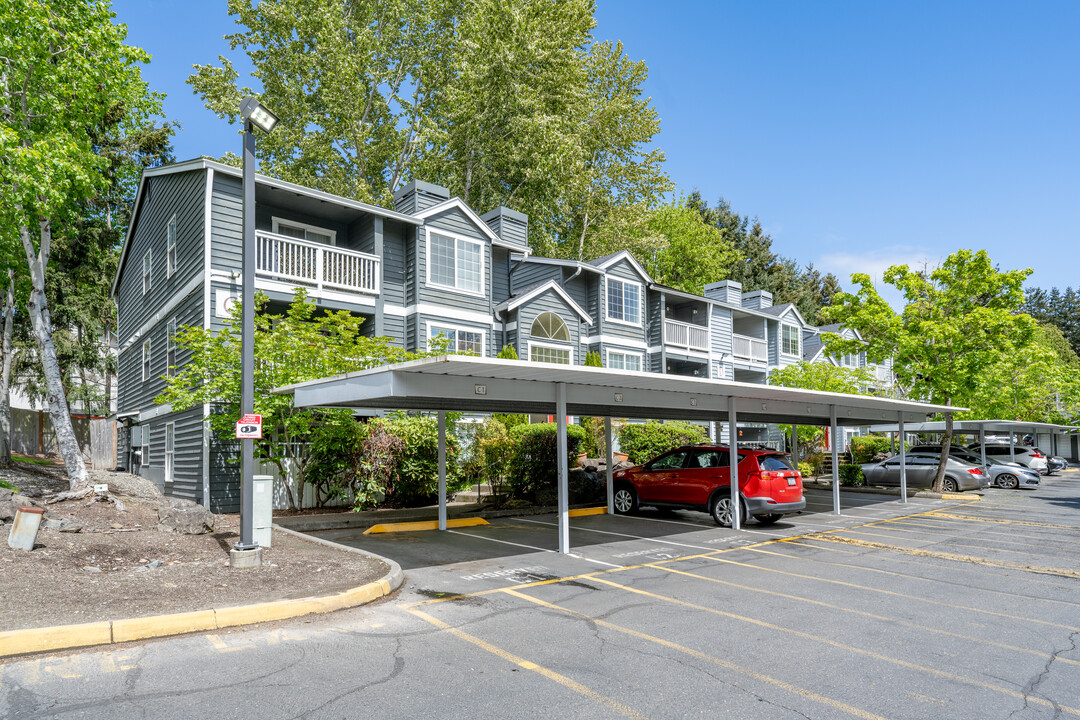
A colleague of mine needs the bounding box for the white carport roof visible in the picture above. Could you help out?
[277,355,960,426]
[870,420,1078,435]
[274,356,964,554]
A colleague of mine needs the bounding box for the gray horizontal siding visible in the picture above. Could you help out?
[600,275,646,343]
[210,173,242,274]
[510,262,560,294]
[418,208,492,315]
[382,220,407,306]
[118,288,202,413]
[492,247,511,305]
[139,407,204,502]
[517,292,580,364]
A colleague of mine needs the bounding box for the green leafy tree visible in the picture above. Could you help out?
[1,0,160,488]
[1021,286,1080,357]
[767,361,877,395]
[821,249,1035,491]
[584,350,602,367]
[157,290,422,509]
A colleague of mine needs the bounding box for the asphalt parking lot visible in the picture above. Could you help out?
[3,476,1080,719]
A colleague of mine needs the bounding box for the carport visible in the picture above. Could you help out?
[870,419,1080,464]
[277,355,959,554]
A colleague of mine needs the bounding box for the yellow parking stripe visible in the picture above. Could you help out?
[703,553,1080,631]
[576,578,1080,718]
[501,589,890,720]
[812,534,1080,579]
[875,519,1056,542]
[648,563,1080,667]
[926,512,1080,530]
[406,607,650,720]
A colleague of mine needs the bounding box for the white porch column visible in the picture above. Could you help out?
[831,405,841,515]
[728,396,741,531]
[556,383,570,554]
[898,415,907,504]
[605,416,614,515]
[437,410,447,531]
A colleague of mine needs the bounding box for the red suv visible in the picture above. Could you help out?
[612,445,806,527]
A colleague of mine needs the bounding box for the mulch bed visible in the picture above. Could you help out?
[0,461,388,633]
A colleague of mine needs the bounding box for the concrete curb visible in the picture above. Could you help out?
[0,529,404,660]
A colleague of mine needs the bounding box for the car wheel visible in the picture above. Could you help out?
[942,477,959,493]
[711,494,746,528]
[754,514,783,526]
[613,485,638,515]
[997,473,1019,490]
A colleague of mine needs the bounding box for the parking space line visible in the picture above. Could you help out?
[812,534,1080,579]
[446,529,556,554]
[500,589,890,720]
[405,607,651,720]
[744,544,1080,609]
[925,512,1080,531]
[515,518,719,551]
[576,577,1080,717]
[648,563,1080,667]
[872,519,1060,541]
[840,525,1072,554]
[702,553,1080,631]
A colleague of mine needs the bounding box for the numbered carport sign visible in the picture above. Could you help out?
[235,413,263,440]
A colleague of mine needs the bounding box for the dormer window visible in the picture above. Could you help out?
[606,278,641,325]
[427,230,483,295]
[781,324,800,357]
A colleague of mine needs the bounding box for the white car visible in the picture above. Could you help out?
[967,444,1049,474]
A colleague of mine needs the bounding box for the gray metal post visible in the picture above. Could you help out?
[898,416,907,503]
[830,405,840,515]
[236,124,257,551]
[437,411,447,531]
[979,424,987,467]
[791,424,800,469]
[556,383,569,553]
[605,416,614,515]
[727,396,740,531]
[1010,432,1016,463]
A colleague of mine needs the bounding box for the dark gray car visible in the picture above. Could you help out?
[861,453,985,492]
[909,444,1036,489]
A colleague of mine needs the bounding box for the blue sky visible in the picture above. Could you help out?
[116,0,1079,297]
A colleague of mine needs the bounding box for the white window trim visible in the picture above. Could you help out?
[271,216,337,245]
[166,318,177,377]
[425,228,486,298]
[606,348,644,372]
[604,277,643,327]
[166,214,177,278]
[780,323,800,358]
[528,340,574,365]
[164,422,175,484]
[425,321,486,357]
[142,249,152,295]
[530,311,572,343]
[142,338,152,382]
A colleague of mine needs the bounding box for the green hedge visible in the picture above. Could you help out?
[839,463,865,486]
[850,435,892,464]
[382,415,465,505]
[507,423,586,501]
[617,420,708,465]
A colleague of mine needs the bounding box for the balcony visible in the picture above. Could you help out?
[255,231,379,295]
[664,319,709,352]
[732,333,767,364]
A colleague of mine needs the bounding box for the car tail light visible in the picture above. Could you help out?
[760,471,772,481]
[1031,452,1044,458]
[967,468,984,476]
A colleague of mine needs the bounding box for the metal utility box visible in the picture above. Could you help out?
[252,475,273,548]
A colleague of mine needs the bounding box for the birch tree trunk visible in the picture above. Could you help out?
[0,268,14,466]
[20,217,88,488]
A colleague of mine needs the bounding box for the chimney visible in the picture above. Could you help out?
[741,290,773,310]
[393,180,450,215]
[481,206,529,248]
[704,280,742,305]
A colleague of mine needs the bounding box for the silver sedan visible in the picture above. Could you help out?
[861,453,985,492]
[983,457,1040,489]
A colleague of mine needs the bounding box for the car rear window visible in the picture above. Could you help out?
[759,456,793,471]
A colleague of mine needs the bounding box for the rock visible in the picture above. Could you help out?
[0,488,12,503]
[614,460,635,470]
[112,498,127,513]
[82,566,102,573]
[59,520,82,533]
[136,559,164,572]
[21,488,42,498]
[157,499,215,535]
[12,494,38,507]
[0,502,15,522]
[109,522,123,530]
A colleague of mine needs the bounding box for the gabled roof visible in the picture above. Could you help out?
[494,279,593,324]
[587,250,653,284]
[813,324,863,341]
[515,255,603,275]
[414,197,527,251]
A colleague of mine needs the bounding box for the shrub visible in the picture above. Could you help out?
[850,435,893,464]
[0,479,18,491]
[382,414,465,506]
[507,422,586,501]
[798,461,814,478]
[475,417,514,498]
[584,350,602,367]
[839,464,865,486]
[352,421,405,510]
[305,414,369,507]
[617,420,708,465]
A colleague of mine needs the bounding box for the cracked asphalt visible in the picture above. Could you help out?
[3,474,1080,719]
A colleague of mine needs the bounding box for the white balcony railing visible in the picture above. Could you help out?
[664,319,709,352]
[732,333,767,364]
[255,231,379,295]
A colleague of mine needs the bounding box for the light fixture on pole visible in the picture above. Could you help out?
[231,96,276,568]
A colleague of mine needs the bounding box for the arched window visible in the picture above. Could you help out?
[531,312,570,342]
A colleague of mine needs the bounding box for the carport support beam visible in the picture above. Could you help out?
[605,416,614,515]
[831,405,840,515]
[898,415,907,503]
[728,396,741,531]
[979,424,987,467]
[1010,432,1016,463]
[556,383,570,554]
[791,424,800,469]
[438,411,446,531]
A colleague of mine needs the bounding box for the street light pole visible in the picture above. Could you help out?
[231,97,278,567]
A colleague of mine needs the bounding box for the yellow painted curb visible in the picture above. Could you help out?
[568,507,608,517]
[941,493,981,501]
[112,610,217,643]
[364,517,489,534]
[0,621,112,657]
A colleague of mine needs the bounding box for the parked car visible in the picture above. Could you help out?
[965,443,1049,474]
[909,445,991,487]
[860,453,986,492]
[611,445,805,527]
[1048,456,1067,474]
[983,457,1041,489]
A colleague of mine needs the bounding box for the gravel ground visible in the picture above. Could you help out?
[0,460,388,632]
